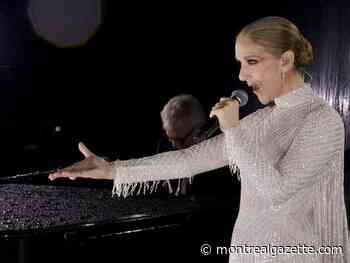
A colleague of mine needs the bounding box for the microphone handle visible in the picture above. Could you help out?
[204,117,220,139]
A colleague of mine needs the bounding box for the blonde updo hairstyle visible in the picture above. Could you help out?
[237,16,313,72]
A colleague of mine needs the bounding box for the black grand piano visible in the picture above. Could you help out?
[0,170,239,263]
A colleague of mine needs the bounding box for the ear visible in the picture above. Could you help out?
[280,50,295,72]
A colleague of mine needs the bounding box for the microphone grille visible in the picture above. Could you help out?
[230,89,248,107]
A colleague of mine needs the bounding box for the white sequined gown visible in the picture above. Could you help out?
[112,84,350,262]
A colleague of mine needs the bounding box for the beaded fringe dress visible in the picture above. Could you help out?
[112,84,350,262]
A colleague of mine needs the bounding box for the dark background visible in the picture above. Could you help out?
[0,0,349,177]
[1,1,350,263]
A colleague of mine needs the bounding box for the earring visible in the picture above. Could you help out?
[281,71,286,90]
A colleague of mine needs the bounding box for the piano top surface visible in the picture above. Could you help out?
[0,182,201,238]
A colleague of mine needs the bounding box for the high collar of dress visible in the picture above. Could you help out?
[274,83,313,108]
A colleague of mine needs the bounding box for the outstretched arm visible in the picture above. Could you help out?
[49,97,243,197]
[49,134,228,187]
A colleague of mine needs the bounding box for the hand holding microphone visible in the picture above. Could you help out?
[209,89,248,131]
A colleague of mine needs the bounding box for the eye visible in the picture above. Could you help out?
[247,59,258,65]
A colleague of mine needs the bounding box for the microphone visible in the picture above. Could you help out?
[230,89,249,107]
[205,89,248,138]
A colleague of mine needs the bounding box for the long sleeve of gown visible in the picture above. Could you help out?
[224,105,344,207]
[112,134,228,197]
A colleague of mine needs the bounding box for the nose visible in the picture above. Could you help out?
[238,66,248,81]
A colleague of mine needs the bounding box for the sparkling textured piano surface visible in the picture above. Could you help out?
[0,183,198,234]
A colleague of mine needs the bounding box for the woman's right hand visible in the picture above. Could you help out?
[49,142,114,181]
[209,97,240,130]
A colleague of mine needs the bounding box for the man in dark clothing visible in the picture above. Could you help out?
[157,94,240,263]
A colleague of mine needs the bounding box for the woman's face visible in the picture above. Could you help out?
[235,37,284,105]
